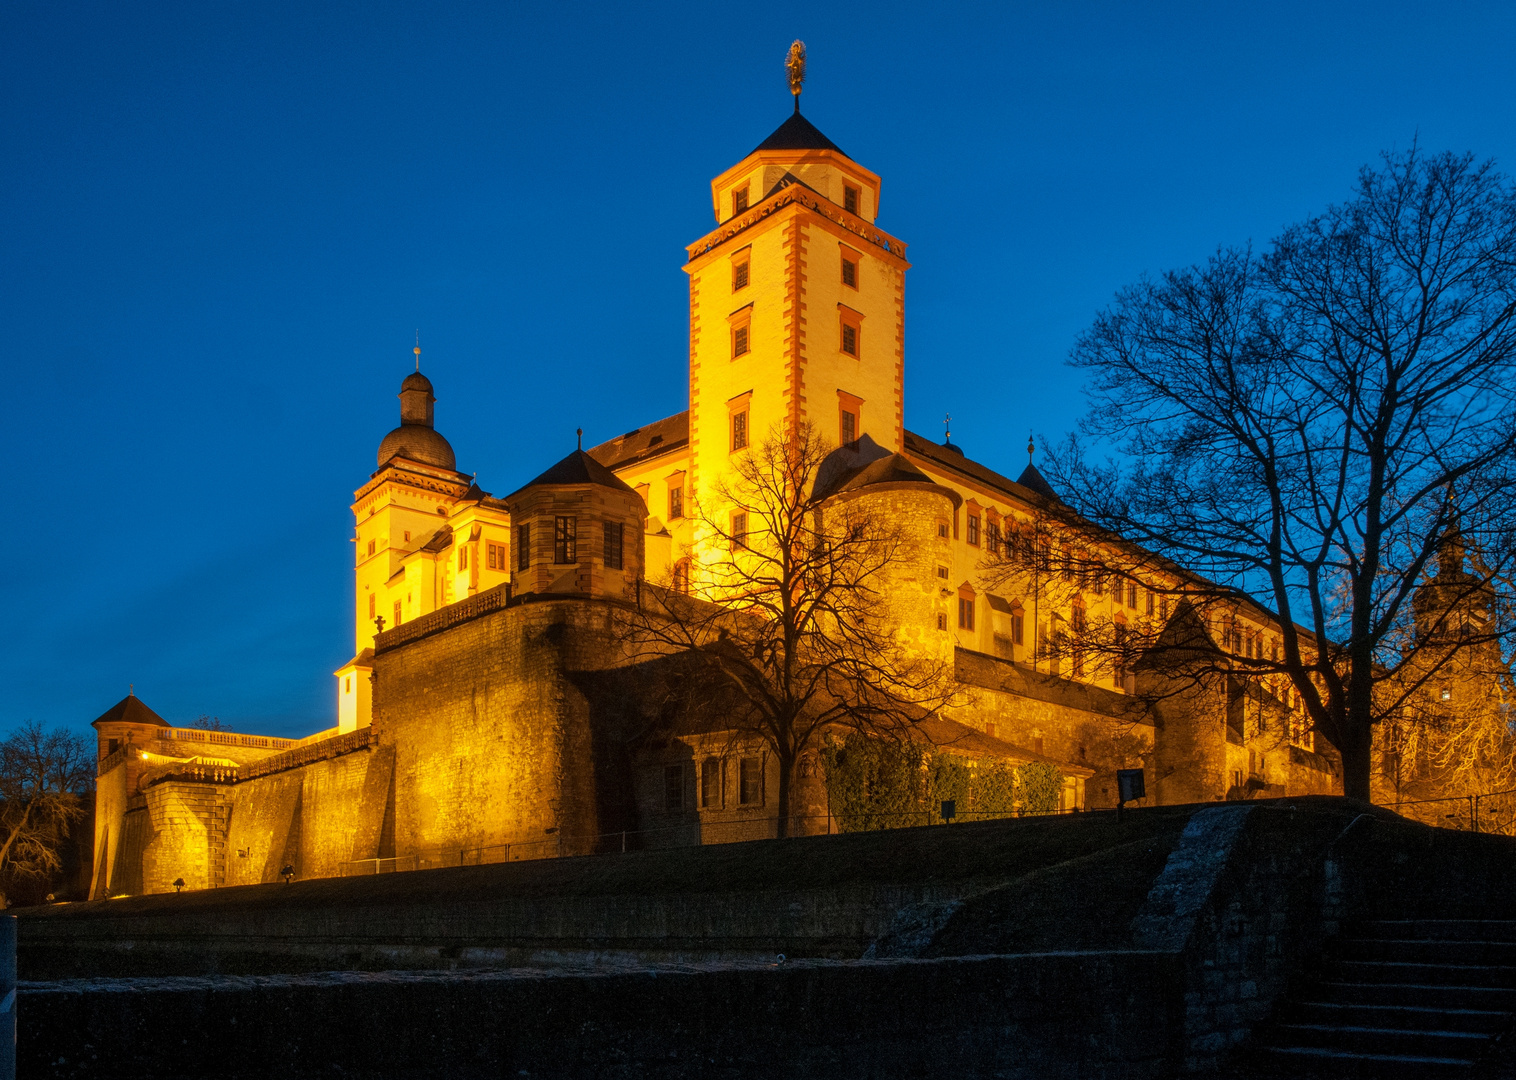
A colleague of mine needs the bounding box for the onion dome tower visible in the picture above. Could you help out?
[377,369,456,471]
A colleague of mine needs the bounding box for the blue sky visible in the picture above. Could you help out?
[5,1,1515,738]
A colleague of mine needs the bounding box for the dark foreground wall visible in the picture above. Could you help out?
[23,952,1181,1080]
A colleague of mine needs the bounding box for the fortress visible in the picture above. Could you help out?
[88,83,1357,899]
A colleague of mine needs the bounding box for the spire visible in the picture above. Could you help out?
[786,40,806,114]
[1027,432,1035,465]
[414,330,421,372]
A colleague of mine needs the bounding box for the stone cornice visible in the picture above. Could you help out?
[353,459,472,505]
[686,186,907,266]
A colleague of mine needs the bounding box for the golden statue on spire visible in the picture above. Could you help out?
[786,40,806,112]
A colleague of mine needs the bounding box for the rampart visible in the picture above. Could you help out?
[23,799,1516,1078]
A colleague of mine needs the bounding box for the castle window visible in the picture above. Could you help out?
[739,756,763,805]
[1011,608,1024,645]
[367,540,376,557]
[345,677,352,693]
[668,484,684,520]
[841,322,857,357]
[985,520,1001,557]
[487,542,507,570]
[966,515,980,547]
[458,546,469,571]
[1127,583,1138,609]
[1146,590,1156,618]
[733,324,750,358]
[672,558,691,595]
[733,260,749,291]
[843,184,859,214]
[393,600,402,627]
[936,566,949,580]
[731,409,748,452]
[731,511,748,549]
[368,594,376,619]
[554,517,577,564]
[937,612,948,631]
[664,764,684,812]
[840,409,856,447]
[517,524,530,570]
[701,758,722,809]
[937,521,949,539]
[958,597,975,631]
[841,255,857,289]
[732,185,749,215]
[604,521,624,570]
[1441,686,1453,702]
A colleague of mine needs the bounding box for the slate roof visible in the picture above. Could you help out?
[1015,462,1060,501]
[587,413,690,472]
[91,695,170,729]
[507,449,637,499]
[751,111,849,158]
[903,430,1061,505]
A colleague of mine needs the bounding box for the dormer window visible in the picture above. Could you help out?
[843,185,859,214]
[733,186,750,215]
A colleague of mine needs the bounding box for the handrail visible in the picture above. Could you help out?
[155,728,300,751]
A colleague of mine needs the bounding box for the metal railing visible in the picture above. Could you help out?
[337,806,1078,878]
[1387,786,1516,835]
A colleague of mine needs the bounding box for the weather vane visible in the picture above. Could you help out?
[1027,432,1035,464]
[944,413,951,443]
[786,41,806,113]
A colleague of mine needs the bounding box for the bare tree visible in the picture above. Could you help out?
[1044,147,1516,801]
[617,424,956,837]
[0,721,94,904]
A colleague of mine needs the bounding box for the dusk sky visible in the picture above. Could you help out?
[6,1,1516,739]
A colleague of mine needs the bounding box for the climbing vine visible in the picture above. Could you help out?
[821,732,1066,832]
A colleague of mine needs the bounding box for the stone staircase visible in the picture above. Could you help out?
[1255,919,1516,1076]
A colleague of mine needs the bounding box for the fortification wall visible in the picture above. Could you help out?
[955,648,1152,808]
[374,597,631,859]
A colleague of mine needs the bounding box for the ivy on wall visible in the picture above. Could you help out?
[820,732,1066,832]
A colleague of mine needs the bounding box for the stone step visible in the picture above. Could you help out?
[1319,980,1516,1011]
[1330,959,1516,988]
[1268,1021,1492,1059]
[1356,920,1516,943]
[1259,1045,1477,1078]
[1339,937,1516,966]
[1282,999,1514,1034]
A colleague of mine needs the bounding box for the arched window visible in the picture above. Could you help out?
[672,558,691,596]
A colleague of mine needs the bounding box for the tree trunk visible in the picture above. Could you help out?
[774,750,795,839]
[1337,725,1373,803]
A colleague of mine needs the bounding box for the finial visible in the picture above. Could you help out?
[414,330,421,372]
[577,427,583,450]
[1027,432,1035,463]
[944,413,951,444]
[129,683,134,697]
[786,40,806,113]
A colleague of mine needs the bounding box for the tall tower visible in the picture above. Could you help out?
[682,54,910,554]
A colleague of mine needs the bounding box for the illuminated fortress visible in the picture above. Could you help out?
[89,88,1355,898]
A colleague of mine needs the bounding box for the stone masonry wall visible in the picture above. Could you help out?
[375,597,630,859]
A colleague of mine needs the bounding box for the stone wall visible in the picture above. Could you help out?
[22,951,1181,1080]
[375,595,636,859]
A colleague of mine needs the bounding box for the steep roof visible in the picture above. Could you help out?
[751,111,849,158]
[91,695,170,729]
[903,431,1058,505]
[507,448,637,500]
[1015,462,1060,501]
[587,412,690,472]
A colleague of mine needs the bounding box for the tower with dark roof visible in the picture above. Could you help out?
[682,78,910,569]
